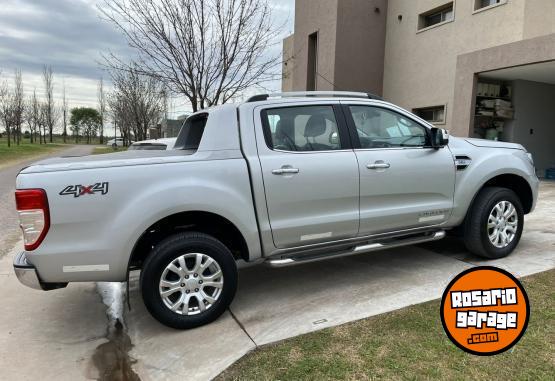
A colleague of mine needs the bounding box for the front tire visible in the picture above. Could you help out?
[140,232,238,329]
[463,187,524,259]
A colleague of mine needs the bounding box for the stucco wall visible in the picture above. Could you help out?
[383,0,527,133]
[290,0,339,91]
[282,35,295,92]
[523,0,555,39]
[285,0,387,93]
[452,33,555,137]
[334,0,388,94]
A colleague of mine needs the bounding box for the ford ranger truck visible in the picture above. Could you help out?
[14,91,539,329]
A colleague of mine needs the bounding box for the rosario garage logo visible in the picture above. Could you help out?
[440,267,529,355]
[59,182,109,198]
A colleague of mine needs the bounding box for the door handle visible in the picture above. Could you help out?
[272,167,300,175]
[366,162,390,170]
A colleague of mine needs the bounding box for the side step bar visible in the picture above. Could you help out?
[266,230,445,268]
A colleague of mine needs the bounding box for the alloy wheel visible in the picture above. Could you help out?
[487,201,518,248]
[159,253,224,315]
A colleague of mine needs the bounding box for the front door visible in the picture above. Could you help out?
[343,102,456,236]
[255,103,359,249]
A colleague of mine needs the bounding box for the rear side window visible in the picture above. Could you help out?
[174,113,208,150]
[262,105,342,152]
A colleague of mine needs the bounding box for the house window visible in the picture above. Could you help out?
[414,106,446,124]
[474,0,505,11]
[307,32,318,91]
[418,3,454,30]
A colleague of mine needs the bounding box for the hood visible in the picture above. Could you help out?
[19,149,196,174]
[464,138,524,150]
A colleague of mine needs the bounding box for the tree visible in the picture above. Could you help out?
[42,65,59,143]
[108,66,165,144]
[12,69,25,146]
[70,107,102,144]
[62,83,68,143]
[0,69,24,146]
[98,77,106,143]
[38,102,49,144]
[0,70,11,147]
[25,90,40,144]
[99,0,281,112]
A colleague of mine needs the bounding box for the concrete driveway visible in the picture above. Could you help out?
[0,176,553,380]
[126,182,555,380]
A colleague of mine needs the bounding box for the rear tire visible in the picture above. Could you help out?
[140,232,237,329]
[463,187,524,259]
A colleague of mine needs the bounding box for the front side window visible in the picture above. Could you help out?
[349,106,428,149]
[262,105,342,152]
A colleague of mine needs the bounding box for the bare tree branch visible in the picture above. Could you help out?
[108,66,165,144]
[98,78,107,143]
[62,82,68,143]
[98,0,282,112]
[42,65,59,143]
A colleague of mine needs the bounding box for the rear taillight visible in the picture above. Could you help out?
[15,189,50,251]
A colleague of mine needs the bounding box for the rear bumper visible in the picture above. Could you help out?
[13,252,67,291]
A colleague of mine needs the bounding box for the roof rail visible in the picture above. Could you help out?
[246,91,383,103]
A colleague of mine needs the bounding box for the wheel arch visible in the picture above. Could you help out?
[481,173,534,214]
[128,210,250,271]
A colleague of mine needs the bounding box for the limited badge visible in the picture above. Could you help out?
[440,266,529,356]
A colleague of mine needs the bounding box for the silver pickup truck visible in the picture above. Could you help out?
[14,92,539,329]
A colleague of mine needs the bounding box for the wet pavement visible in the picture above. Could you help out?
[0,154,553,381]
[94,283,140,381]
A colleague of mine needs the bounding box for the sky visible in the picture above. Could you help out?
[0,0,295,133]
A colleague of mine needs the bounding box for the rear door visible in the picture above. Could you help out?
[254,102,359,249]
[342,102,456,235]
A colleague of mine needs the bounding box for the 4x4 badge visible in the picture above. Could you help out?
[59,182,109,198]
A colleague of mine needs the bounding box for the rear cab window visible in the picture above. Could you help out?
[173,113,208,151]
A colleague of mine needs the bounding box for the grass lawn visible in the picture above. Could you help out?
[0,137,66,166]
[218,269,554,380]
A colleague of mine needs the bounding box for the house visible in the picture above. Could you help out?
[283,0,555,175]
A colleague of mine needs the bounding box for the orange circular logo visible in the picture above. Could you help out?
[441,266,529,356]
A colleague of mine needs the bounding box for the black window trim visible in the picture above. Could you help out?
[174,112,208,150]
[259,103,354,153]
[340,104,433,150]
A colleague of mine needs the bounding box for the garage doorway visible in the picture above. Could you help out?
[474,61,555,178]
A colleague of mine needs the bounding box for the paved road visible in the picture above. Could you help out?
[0,145,93,258]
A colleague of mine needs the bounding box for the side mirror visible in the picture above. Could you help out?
[430,127,449,148]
